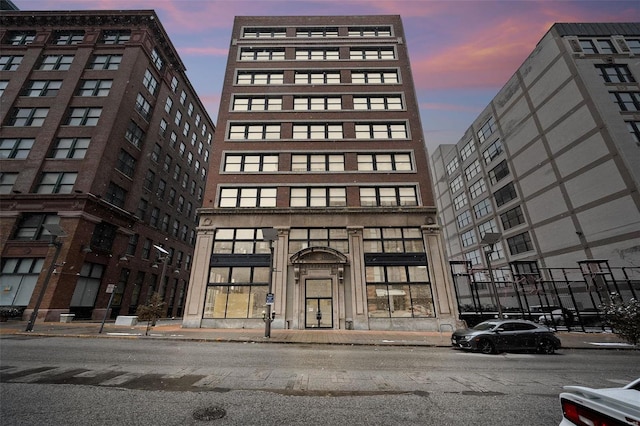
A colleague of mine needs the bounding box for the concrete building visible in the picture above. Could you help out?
[430,23,640,280]
[0,10,214,322]
[183,15,460,331]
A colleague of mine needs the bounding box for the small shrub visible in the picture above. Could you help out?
[135,293,166,335]
[602,297,640,346]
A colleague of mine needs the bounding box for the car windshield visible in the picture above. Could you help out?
[472,322,498,331]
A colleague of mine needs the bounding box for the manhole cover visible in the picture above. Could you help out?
[193,406,226,421]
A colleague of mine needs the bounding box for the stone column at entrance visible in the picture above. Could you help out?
[422,224,461,328]
[182,222,215,328]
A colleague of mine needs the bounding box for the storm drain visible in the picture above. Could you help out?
[193,406,226,422]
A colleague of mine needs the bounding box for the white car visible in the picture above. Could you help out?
[559,378,640,425]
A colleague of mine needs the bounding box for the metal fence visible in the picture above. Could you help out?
[450,260,640,331]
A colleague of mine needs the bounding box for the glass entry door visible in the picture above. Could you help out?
[305,279,333,328]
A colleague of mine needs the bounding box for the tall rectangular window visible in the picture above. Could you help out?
[294,71,340,84]
[488,160,509,185]
[54,31,84,45]
[627,121,640,146]
[106,182,127,208]
[293,97,341,111]
[296,27,338,38]
[0,173,18,194]
[349,47,395,60]
[135,94,152,121]
[292,154,344,172]
[0,138,34,159]
[66,107,101,126]
[77,80,112,96]
[477,116,497,143]
[494,182,517,207]
[101,30,130,44]
[0,55,23,71]
[292,123,343,140]
[507,232,533,255]
[468,179,486,199]
[290,187,346,207]
[360,187,418,207]
[459,139,476,161]
[482,139,503,164]
[243,27,287,38]
[296,48,339,60]
[357,153,412,171]
[23,80,62,97]
[596,64,635,83]
[233,97,282,111]
[125,120,144,148]
[142,69,158,96]
[355,123,407,139]
[228,124,281,140]
[239,48,285,61]
[116,149,136,177]
[500,206,525,230]
[219,187,277,207]
[50,138,90,159]
[353,95,402,110]
[351,70,399,84]
[38,55,73,70]
[236,71,284,85]
[7,31,35,45]
[7,108,48,126]
[611,92,640,112]
[88,55,122,70]
[473,198,492,219]
[224,154,278,172]
[36,172,77,194]
[13,214,60,240]
[464,160,481,181]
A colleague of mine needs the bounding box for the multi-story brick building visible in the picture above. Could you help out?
[183,15,460,331]
[0,10,214,322]
[430,23,640,283]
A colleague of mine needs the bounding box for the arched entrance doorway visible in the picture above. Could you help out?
[290,247,348,330]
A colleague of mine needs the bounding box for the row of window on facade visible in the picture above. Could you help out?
[204,226,434,319]
[573,37,640,55]
[241,26,394,39]
[230,94,404,111]
[8,212,194,271]
[217,186,420,208]
[0,53,212,145]
[238,47,397,61]
[211,227,426,255]
[221,152,413,172]
[234,69,400,85]
[1,256,187,316]
[225,122,409,140]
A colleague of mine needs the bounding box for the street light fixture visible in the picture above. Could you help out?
[261,228,278,338]
[26,223,66,332]
[153,245,169,299]
[480,232,503,319]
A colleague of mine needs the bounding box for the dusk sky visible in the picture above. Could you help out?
[15,0,640,152]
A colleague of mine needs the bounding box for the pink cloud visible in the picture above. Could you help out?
[420,102,480,113]
[180,46,229,57]
[411,17,550,90]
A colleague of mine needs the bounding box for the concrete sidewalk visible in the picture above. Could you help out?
[0,319,636,350]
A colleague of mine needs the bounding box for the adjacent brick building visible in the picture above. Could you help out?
[183,16,460,331]
[0,10,214,321]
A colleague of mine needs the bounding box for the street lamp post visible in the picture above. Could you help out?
[152,245,169,299]
[261,228,278,338]
[26,224,66,332]
[480,232,504,320]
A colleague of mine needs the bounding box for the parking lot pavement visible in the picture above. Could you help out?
[0,319,635,349]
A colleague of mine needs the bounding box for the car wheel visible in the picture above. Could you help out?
[538,338,555,354]
[477,338,495,354]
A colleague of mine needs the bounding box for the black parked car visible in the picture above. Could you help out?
[451,319,561,354]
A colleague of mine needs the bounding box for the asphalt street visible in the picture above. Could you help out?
[1,335,638,425]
